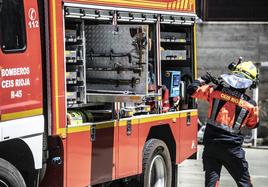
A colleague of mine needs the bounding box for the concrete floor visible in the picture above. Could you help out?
[178,145,268,187]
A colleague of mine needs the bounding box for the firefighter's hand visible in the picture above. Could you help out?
[201,74,212,84]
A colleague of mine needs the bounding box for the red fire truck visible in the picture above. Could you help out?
[0,0,197,186]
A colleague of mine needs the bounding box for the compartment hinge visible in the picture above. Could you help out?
[127,120,132,136]
[160,15,196,25]
[117,12,157,23]
[65,7,113,20]
[90,124,96,141]
[186,112,191,126]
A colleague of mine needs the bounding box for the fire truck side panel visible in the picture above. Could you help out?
[118,119,139,178]
[40,136,66,187]
[90,122,118,185]
[65,122,119,186]
[49,0,67,136]
[179,111,198,162]
[63,138,68,187]
[66,129,92,186]
[64,0,195,13]
[0,0,43,120]
[63,112,198,186]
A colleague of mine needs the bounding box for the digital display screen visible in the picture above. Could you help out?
[173,75,180,87]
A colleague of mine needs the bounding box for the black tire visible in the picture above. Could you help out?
[142,139,172,187]
[0,158,26,187]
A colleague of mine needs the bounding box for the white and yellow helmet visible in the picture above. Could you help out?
[221,61,258,89]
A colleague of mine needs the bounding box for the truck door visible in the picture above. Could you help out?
[0,0,43,121]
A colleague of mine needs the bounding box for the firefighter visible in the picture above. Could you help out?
[188,60,259,187]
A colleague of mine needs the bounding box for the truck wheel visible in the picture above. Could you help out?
[142,139,172,187]
[0,158,26,187]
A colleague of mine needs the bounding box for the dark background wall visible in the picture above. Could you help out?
[196,0,268,21]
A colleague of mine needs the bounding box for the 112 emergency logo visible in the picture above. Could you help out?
[28,8,39,29]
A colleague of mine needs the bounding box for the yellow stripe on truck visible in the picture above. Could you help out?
[63,110,198,134]
[0,108,43,121]
[180,110,197,117]
[51,0,60,134]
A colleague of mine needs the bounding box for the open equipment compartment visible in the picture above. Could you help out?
[63,6,196,126]
[160,21,195,111]
[64,9,117,125]
[64,8,158,125]
[65,18,87,108]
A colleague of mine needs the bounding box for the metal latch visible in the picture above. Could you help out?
[127,120,132,136]
[90,124,96,141]
[186,112,191,126]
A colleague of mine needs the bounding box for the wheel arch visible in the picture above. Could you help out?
[145,124,178,187]
[0,138,37,185]
[146,124,176,163]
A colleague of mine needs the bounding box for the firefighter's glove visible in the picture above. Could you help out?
[201,74,212,84]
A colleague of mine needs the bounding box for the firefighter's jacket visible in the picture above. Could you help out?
[188,80,259,146]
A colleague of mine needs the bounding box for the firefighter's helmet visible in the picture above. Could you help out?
[221,61,258,89]
[233,61,257,81]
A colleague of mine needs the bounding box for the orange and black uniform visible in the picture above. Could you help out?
[188,80,259,187]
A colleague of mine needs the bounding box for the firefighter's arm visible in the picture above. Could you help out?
[246,105,259,129]
[187,79,214,102]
